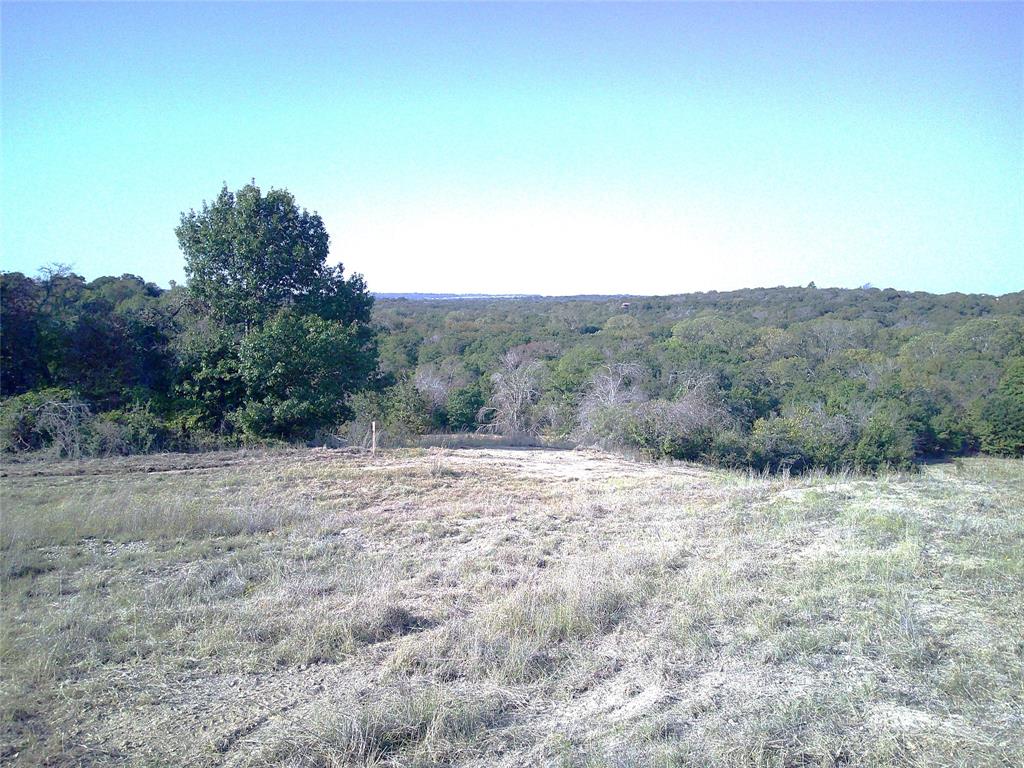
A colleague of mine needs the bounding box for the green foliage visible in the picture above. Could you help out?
[853,411,915,472]
[445,385,484,431]
[0,388,81,453]
[348,378,432,440]
[927,405,977,455]
[998,357,1024,401]
[670,315,753,365]
[1,183,378,447]
[385,379,432,435]
[704,429,750,468]
[5,255,1023,472]
[175,182,376,439]
[236,311,372,440]
[626,401,715,461]
[177,183,371,328]
[1,270,179,403]
[88,406,168,456]
[1,390,229,457]
[549,347,604,397]
[573,402,635,450]
[976,357,1024,456]
[0,272,47,393]
[749,407,853,473]
[174,323,246,432]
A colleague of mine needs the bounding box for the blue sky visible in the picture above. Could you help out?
[2,2,1021,295]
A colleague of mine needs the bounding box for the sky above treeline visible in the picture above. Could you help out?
[2,2,1022,296]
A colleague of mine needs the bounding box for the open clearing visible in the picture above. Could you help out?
[1,447,1022,767]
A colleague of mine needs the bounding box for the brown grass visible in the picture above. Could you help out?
[1,448,1022,766]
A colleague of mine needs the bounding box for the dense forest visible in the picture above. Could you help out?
[4,274,1023,471]
[2,186,1023,472]
[366,287,1024,470]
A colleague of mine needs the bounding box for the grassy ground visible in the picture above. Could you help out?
[1,447,1022,767]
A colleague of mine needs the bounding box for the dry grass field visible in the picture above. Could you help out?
[1,447,1022,767]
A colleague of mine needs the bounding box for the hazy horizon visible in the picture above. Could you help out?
[2,2,1022,296]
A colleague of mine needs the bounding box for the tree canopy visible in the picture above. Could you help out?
[177,183,371,328]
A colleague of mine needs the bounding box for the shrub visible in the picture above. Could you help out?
[1,392,226,457]
[749,415,812,473]
[573,402,636,450]
[704,429,751,468]
[852,410,915,471]
[929,405,977,455]
[383,379,432,436]
[975,357,1024,457]
[445,385,484,431]
[0,390,53,453]
[976,393,1024,457]
[346,379,432,447]
[627,400,717,460]
[749,405,855,473]
[0,388,91,457]
[87,406,169,456]
[237,311,372,440]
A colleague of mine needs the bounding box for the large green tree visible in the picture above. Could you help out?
[177,183,372,328]
[176,182,376,437]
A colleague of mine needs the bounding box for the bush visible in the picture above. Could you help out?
[383,379,432,436]
[975,358,1024,457]
[627,400,717,460]
[853,412,915,471]
[237,311,372,440]
[1,392,229,458]
[976,393,1024,457]
[749,416,812,473]
[749,405,855,473]
[87,406,169,456]
[0,389,91,457]
[445,385,484,431]
[0,390,52,453]
[346,379,432,447]
[572,402,636,451]
[929,406,977,456]
[703,429,750,468]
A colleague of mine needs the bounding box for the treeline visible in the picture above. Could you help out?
[2,183,1022,471]
[364,287,1024,470]
[1,269,190,456]
[4,275,1022,470]
[1,183,376,458]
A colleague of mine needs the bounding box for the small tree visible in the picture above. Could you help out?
[446,384,484,431]
[853,412,915,471]
[481,350,541,435]
[0,389,91,458]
